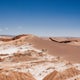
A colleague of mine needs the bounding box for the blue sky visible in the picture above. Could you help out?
[0,0,80,36]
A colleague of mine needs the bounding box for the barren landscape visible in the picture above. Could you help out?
[0,34,80,80]
[0,0,80,79]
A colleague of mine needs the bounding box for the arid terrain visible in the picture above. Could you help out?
[0,34,80,80]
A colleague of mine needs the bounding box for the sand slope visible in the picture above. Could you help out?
[0,34,80,62]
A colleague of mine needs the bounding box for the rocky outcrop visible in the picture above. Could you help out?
[0,69,36,80]
[12,34,29,40]
[49,37,78,43]
[0,34,34,43]
[4,50,42,62]
[43,67,80,80]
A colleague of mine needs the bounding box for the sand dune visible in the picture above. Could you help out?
[0,34,80,62]
[15,35,80,63]
[0,34,80,80]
